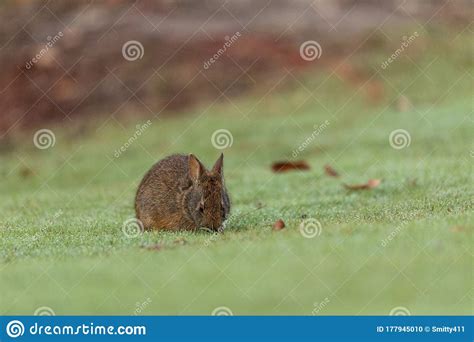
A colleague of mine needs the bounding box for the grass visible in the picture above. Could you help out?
[0,27,472,315]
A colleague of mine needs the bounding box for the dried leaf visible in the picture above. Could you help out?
[324,164,339,178]
[272,161,310,173]
[273,219,285,231]
[344,179,381,190]
[367,179,381,188]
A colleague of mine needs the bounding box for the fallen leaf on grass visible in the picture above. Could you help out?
[343,179,381,190]
[271,161,310,173]
[324,164,339,178]
[273,219,285,231]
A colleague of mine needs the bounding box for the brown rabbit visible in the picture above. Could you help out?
[135,153,230,232]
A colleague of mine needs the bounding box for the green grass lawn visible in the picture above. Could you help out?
[0,27,472,315]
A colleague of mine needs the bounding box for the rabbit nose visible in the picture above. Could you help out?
[210,220,222,231]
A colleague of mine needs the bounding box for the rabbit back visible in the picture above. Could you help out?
[135,154,195,230]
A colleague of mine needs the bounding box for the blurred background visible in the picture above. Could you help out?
[0,0,471,137]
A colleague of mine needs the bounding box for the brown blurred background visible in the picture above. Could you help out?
[0,0,471,136]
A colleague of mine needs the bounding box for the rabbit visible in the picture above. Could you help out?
[135,153,230,232]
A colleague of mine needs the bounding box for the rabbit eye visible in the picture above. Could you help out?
[199,203,204,213]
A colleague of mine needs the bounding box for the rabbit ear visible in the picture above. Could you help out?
[212,153,224,175]
[188,154,204,182]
